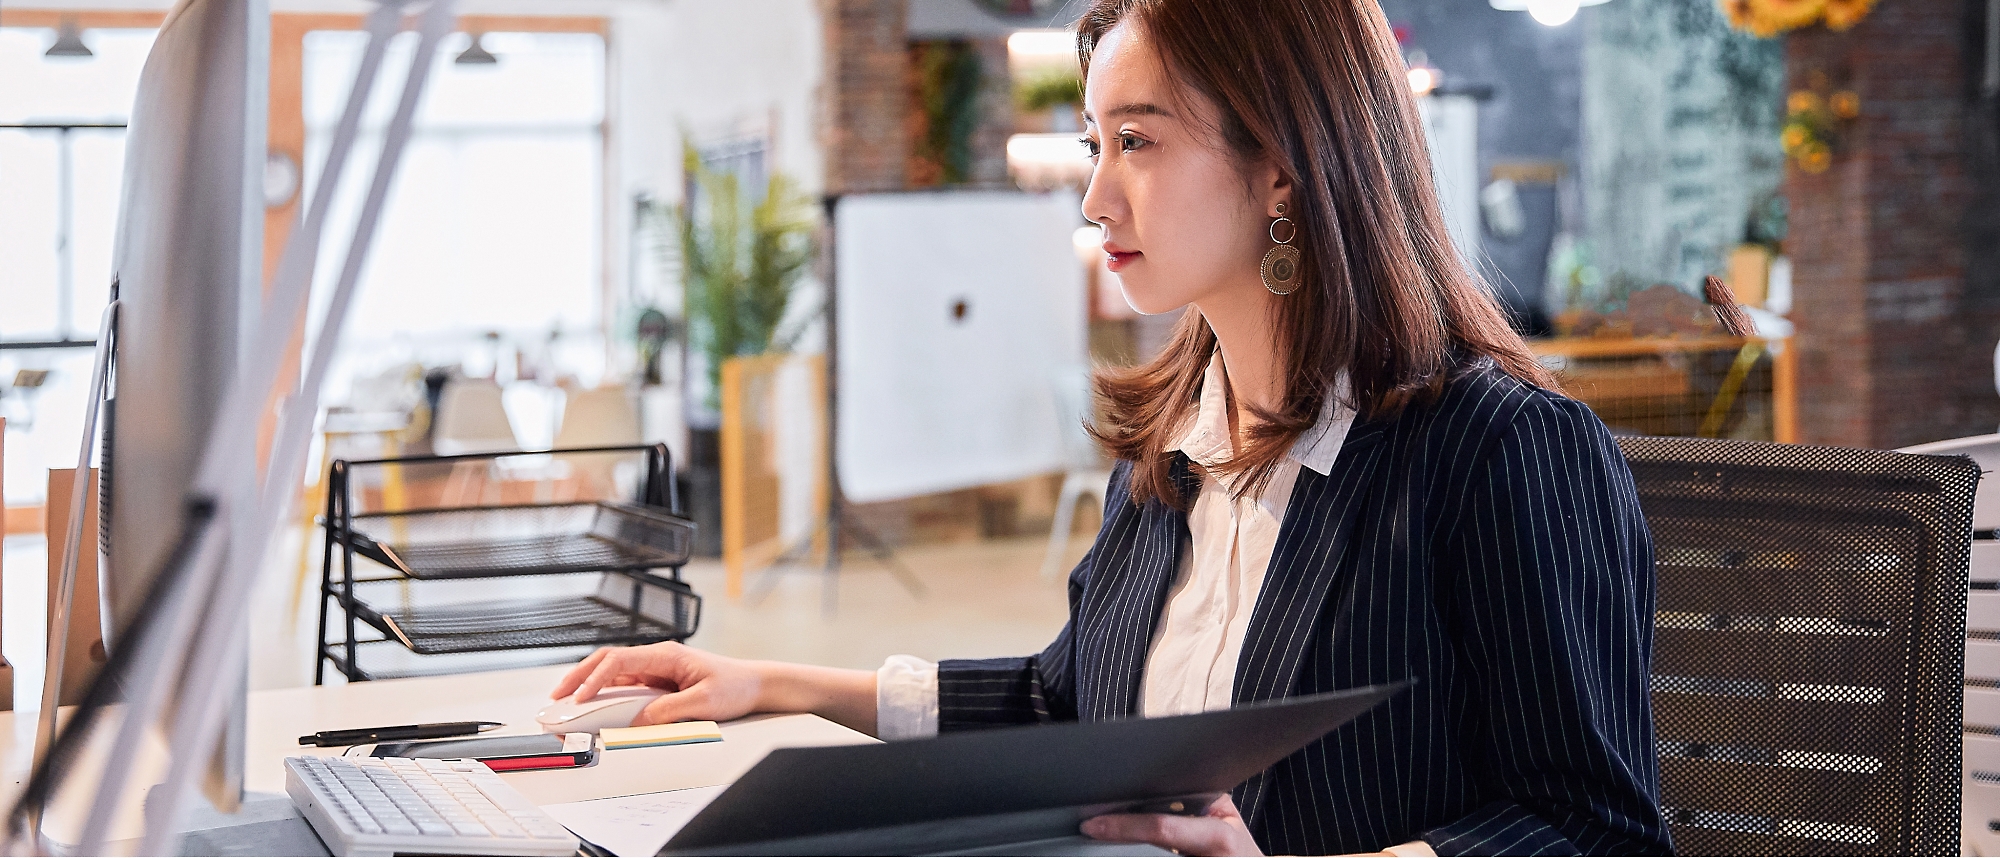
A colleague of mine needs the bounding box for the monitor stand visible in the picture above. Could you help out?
[106,790,331,856]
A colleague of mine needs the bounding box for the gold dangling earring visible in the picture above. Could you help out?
[1261,202,1302,295]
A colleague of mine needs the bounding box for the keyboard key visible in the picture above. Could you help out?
[285,755,572,856]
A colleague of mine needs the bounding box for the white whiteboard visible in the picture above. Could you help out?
[835,192,1087,502]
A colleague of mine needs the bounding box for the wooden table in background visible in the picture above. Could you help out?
[1529,336,1796,444]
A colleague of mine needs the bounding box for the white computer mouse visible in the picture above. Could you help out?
[536,685,667,734]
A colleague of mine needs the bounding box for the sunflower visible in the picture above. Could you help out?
[1822,0,1874,29]
[1781,125,1811,153]
[1829,90,1861,119]
[1787,90,1823,115]
[1798,143,1832,174]
[1745,0,1827,34]
[1717,0,1756,31]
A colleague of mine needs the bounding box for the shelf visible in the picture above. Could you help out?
[344,574,699,656]
[338,501,694,580]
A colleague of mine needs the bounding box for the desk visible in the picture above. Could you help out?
[1528,335,1797,443]
[0,664,875,848]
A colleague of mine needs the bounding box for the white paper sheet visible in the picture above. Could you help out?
[541,784,728,857]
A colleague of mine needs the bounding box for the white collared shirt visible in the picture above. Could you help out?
[876,352,1355,738]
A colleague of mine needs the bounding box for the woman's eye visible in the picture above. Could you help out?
[1118,133,1148,153]
[1079,136,1101,158]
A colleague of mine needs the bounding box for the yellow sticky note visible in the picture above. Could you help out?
[599,721,723,750]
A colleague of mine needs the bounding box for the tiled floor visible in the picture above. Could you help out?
[2,529,1089,707]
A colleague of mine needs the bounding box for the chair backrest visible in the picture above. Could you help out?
[552,386,643,500]
[554,386,641,450]
[1620,436,1977,855]
[432,378,518,456]
[1050,365,1101,471]
[1901,434,2000,533]
[1898,434,2000,853]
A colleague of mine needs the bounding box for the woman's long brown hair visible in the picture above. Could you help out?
[1079,0,1558,508]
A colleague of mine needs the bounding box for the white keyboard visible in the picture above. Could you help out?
[284,755,578,857]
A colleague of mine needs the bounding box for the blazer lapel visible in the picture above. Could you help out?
[1230,417,1390,821]
[1074,456,1194,722]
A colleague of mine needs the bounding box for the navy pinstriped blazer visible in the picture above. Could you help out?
[936,362,1672,856]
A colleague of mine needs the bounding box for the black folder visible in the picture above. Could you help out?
[660,681,1410,856]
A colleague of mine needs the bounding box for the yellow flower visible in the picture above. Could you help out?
[1717,0,1755,30]
[1787,90,1823,115]
[1823,0,1874,29]
[1747,0,1828,33]
[1829,90,1861,119]
[1798,144,1832,174]
[1781,125,1810,152]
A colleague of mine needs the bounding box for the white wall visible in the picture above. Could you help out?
[612,0,827,445]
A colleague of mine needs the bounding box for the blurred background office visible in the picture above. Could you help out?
[0,0,1992,704]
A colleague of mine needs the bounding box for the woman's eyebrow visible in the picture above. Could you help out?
[1082,102,1176,125]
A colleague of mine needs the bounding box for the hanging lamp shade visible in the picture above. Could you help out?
[454,33,497,65]
[45,19,94,58]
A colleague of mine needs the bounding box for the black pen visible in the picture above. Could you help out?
[298,721,503,747]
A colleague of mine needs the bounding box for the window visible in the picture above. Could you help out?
[302,29,608,407]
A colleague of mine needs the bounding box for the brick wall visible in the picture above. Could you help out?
[1788,0,2000,448]
[823,0,909,194]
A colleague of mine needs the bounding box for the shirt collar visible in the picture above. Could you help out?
[1170,351,1355,477]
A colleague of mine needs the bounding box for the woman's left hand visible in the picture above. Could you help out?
[1081,794,1263,856]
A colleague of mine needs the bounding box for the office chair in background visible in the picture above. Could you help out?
[551,386,643,501]
[1620,436,1977,856]
[1042,366,1112,580]
[432,378,520,504]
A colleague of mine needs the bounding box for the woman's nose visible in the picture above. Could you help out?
[1081,160,1123,227]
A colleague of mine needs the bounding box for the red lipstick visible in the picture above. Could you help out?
[1103,241,1141,272]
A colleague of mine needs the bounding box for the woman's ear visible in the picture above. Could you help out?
[1257,160,1294,218]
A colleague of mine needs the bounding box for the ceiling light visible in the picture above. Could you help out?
[1408,67,1438,96]
[1528,0,1580,25]
[1488,0,1608,26]
[455,33,497,65]
[45,19,94,59]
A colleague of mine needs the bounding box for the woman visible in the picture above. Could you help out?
[552,0,1671,854]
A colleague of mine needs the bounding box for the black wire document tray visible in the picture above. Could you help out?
[343,501,695,580]
[660,682,1411,856]
[351,573,701,655]
[316,443,695,684]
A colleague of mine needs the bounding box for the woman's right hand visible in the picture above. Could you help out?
[550,642,765,726]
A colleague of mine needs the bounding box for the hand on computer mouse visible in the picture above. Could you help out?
[551,642,762,727]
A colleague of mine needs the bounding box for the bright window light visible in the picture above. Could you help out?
[303,30,609,397]
[1007,29,1075,61]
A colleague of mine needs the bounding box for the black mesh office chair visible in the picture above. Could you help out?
[1619,436,1978,855]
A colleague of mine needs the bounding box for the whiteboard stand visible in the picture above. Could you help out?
[743,195,926,615]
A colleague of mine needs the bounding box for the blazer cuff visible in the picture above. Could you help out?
[1421,801,1576,856]
[875,654,939,741]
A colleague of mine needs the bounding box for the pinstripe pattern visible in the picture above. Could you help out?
[937,363,1670,856]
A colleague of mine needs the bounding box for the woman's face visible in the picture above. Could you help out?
[1081,21,1282,316]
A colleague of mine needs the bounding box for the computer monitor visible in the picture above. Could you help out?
[100,0,267,810]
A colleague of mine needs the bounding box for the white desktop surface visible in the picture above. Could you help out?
[0,664,875,847]
[254,665,877,806]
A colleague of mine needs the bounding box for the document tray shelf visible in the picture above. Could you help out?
[349,576,699,655]
[315,443,696,684]
[340,501,695,580]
